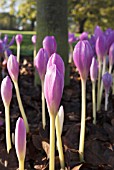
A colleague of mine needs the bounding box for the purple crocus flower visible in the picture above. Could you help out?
[44,64,64,116]
[109,42,114,67]
[102,72,112,94]
[89,35,96,56]
[90,57,98,82]
[95,34,107,62]
[31,35,37,44]
[0,35,15,57]
[43,36,57,57]
[15,117,26,162]
[106,31,114,54]
[47,53,65,76]
[79,32,89,41]
[7,54,19,82]
[68,32,78,44]
[15,34,23,45]
[1,76,13,106]
[94,25,103,39]
[73,40,93,80]
[34,48,48,81]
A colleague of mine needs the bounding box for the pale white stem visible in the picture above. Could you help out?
[55,114,65,169]
[79,78,86,161]
[49,114,55,170]
[17,44,20,63]
[98,57,106,111]
[19,159,24,170]
[41,80,46,129]
[97,61,102,111]
[105,92,109,111]
[92,81,96,124]
[5,105,12,153]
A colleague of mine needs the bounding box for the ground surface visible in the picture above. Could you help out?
[0,56,114,170]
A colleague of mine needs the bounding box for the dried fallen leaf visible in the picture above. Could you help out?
[42,141,50,159]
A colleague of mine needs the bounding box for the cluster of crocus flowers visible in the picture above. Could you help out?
[1,76,12,153]
[44,52,65,170]
[73,40,93,161]
[34,48,48,129]
[7,54,29,133]
[15,34,23,63]
[15,117,26,170]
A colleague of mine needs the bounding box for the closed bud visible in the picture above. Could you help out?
[34,48,48,81]
[15,34,23,45]
[44,64,64,116]
[90,58,98,82]
[1,76,13,106]
[7,54,19,82]
[102,72,112,93]
[43,36,57,57]
[15,117,26,161]
[73,40,93,80]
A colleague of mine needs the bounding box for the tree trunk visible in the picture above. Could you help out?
[79,18,87,33]
[36,0,69,85]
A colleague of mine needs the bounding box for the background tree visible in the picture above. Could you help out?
[37,0,69,85]
[17,0,36,30]
[68,0,114,33]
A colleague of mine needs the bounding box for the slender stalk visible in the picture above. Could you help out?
[55,114,65,169]
[98,57,106,111]
[41,80,46,129]
[92,81,96,124]
[49,114,55,170]
[112,71,114,95]
[79,78,86,161]
[105,92,109,111]
[19,159,24,170]
[68,44,73,63]
[17,44,21,63]
[97,61,102,111]
[14,81,29,133]
[109,64,112,74]
[34,44,37,59]
[4,50,8,61]
[5,105,12,153]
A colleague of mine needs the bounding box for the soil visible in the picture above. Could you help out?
[0,56,114,170]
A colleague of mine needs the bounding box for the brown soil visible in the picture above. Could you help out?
[0,56,114,170]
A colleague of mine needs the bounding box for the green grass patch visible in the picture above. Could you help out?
[0,30,36,57]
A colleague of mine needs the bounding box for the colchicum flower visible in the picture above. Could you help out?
[15,117,26,170]
[109,42,114,73]
[102,72,112,111]
[7,54,19,82]
[73,40,93,161]
[31,35,37,45]
[1,76,13,153]
[15,34,23,63]
[7,54,29,133]
[73,40,93,80]
[43,36,57,57]
[34,48,48,129]
[34,48,48,81]
[44,64,64,170]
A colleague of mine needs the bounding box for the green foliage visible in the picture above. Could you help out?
[68,0,114,33]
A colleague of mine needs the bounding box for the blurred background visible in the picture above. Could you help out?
[0,0,114,33]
